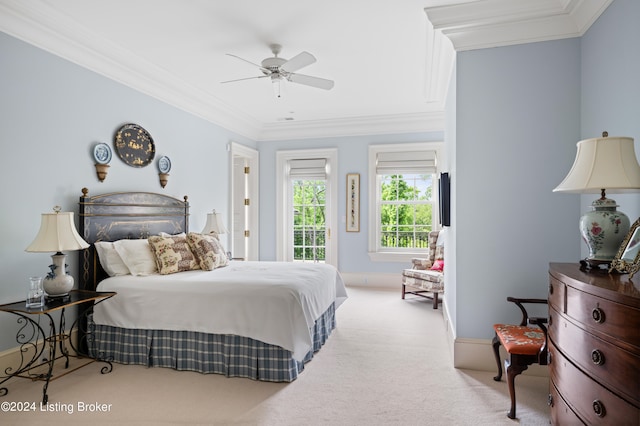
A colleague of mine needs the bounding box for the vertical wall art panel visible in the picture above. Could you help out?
[346,173,360,232]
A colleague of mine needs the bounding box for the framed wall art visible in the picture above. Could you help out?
[346,173,360,232]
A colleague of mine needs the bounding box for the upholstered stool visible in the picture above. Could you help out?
[492,297,548,419]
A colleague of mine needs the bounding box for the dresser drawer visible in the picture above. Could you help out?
[548,275,566,313]
[549,381,584,426]
[550,343,640,424]
[549,306,640,406]
[565,286,640,349]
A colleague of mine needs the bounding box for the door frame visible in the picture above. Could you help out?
[276,148,338,267]
[230,142,259,260]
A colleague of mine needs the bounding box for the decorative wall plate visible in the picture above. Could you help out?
[158,156,172,174]
[93,142,112,165]
[114,123,155,167]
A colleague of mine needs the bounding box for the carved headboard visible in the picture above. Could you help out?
[78,188,189,291]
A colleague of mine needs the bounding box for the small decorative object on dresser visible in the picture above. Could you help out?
[25,206,90,297]
[93,142,112,182]
[553,132,640,271]
[610,217,640,278]
[548,263,640,425]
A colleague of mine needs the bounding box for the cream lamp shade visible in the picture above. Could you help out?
[25,207,89,297]
[554,134,640,268]
[202,210,228,235]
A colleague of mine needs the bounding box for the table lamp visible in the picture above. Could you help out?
[553,132,640,269]
[25,206,90,297]
[202,210,228,235]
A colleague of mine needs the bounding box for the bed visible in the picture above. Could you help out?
[77,188,347,382]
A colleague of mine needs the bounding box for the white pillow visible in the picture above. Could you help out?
[94,241,130,276]
[113,239,158,276]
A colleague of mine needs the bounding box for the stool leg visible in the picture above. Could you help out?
[505,355,528,419]
[401,283,406,299]
[492,334,502,381]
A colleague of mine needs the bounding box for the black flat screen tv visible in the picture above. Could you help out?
[439,172,450,227]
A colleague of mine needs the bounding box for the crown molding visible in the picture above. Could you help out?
[0,0,263,139]
[257,111,445,141]
[425,0,613,51]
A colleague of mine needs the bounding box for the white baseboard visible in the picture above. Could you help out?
[453,336,549,377]
[341,272,399,289]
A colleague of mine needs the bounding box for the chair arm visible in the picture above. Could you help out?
[506,297,547,326]
[529,316,548,366]
[410,258,432,270]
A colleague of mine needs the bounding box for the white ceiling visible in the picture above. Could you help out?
[0,0,611,141]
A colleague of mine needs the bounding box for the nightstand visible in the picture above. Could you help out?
[0,289,116,404]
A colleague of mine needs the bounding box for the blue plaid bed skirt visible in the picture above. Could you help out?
[90,303,335,382]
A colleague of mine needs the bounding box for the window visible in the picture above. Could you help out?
[276,149,338,267]
[293,178,326,262]
[368,143,443,262]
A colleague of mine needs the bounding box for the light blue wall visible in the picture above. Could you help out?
[580,0,640,232]
[0,32,255,351]
[453,38,581,339]
[257,132,443,272]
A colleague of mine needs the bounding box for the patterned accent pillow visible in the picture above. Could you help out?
[148,235,200,275]
[186,232,218,271]
[200,232,229,267]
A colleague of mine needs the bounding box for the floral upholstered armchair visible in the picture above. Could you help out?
[401,230,444,309]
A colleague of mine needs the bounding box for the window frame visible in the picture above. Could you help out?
[368,142,444,262]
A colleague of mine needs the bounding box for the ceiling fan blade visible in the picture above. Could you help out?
[226,53,271,74]
[221,75,269,84]
[280,51,316,73]
[287,73,334,90]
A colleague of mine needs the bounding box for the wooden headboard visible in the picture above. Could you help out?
[78,188,189,291]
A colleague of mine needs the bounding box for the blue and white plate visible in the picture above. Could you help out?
[158,156,171,173]
[93,142,112,165]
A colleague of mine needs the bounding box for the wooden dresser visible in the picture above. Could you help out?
[548,263,640,425]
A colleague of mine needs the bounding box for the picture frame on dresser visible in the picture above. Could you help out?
[610,217,640,278]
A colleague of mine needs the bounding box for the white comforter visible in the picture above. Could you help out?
[93,261,348,361]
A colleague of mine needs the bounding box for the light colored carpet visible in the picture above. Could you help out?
[1,287,550,425]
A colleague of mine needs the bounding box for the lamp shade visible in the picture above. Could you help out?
[25,208,89,253]
[202,210,228,235]
[553,136,640,194]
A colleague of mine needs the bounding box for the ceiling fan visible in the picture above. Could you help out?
[222,44,334,97]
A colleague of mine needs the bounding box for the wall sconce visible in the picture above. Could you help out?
[157,156,172,188]
[93,142,112,182]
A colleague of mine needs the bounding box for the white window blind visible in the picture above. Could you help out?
[289,158,327,179]
[375,151,437,174]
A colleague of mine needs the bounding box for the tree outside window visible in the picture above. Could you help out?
[379,174,433,250]
[293,179,326,262]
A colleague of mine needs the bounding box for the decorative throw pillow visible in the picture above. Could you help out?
[94,241,130,276]
[430,259,444,272]
[148,235,200,275]
[113,239,158,276]
[186,232,218,271]
[202,233,229,267]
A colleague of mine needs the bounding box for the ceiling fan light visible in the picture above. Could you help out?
[272,76,285,99]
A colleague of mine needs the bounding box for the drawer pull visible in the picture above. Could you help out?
[549,283,554,295]
[592,400,606,417]
[591,307,606,324]
[591,349,605,366]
